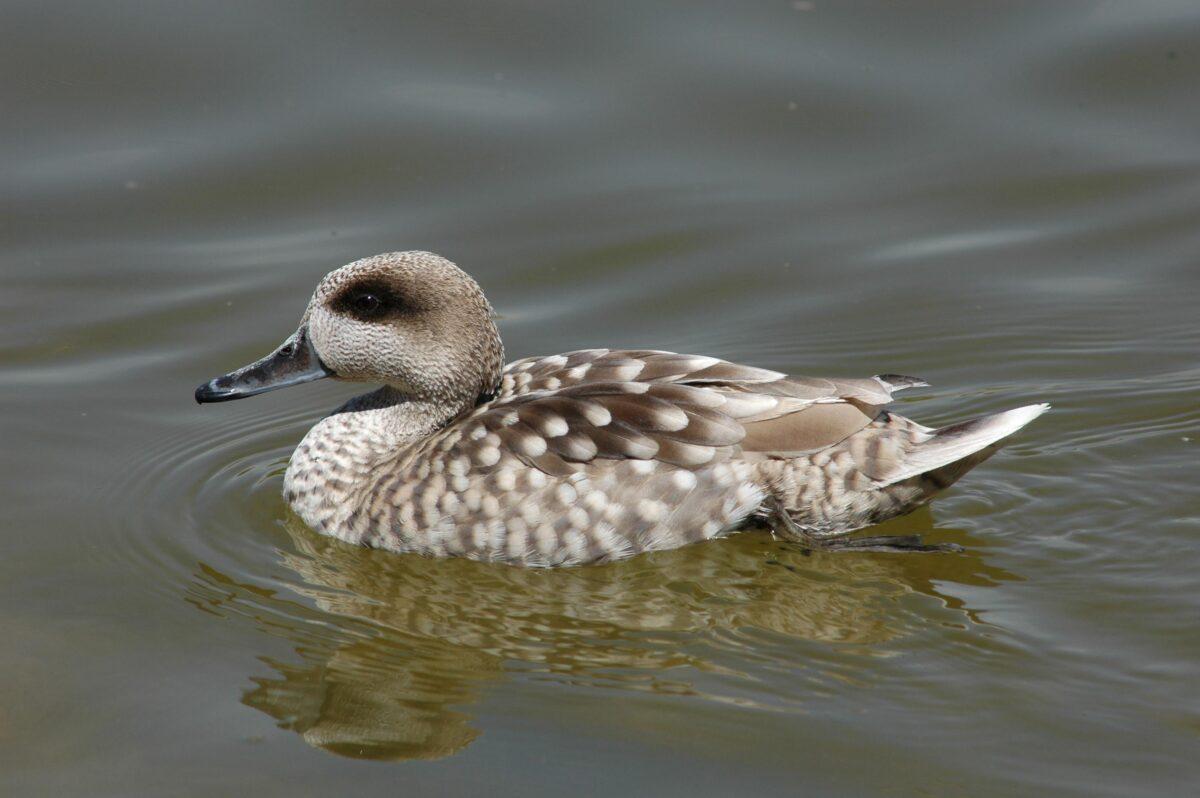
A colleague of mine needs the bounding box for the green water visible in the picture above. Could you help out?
[2,2,1198,795]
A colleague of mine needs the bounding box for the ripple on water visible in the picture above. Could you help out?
[142,396,1022,761]
[182,514,1018,760]
[99,399,319,602]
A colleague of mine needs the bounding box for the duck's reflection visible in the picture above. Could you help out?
[196,510,1015,761]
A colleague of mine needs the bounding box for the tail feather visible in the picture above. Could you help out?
[878,403,1050,487]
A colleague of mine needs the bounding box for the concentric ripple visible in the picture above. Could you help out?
[98,397,322,602]
[88,371,1023,760]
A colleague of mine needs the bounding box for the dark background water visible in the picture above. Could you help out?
[2,2,1198,796]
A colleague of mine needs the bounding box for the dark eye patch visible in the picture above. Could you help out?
[331,281,407,322]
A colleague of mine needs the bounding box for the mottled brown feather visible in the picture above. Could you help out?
[435,351,910,478]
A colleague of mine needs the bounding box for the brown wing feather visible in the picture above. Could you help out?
[739,401,877,457]
[475,350,918,475]
[451,386,744,474]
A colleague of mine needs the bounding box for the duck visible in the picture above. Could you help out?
[196,251,1048,567]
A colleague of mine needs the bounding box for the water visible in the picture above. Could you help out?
[2,1,1198,795]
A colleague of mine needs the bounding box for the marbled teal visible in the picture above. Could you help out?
[196,251,1048,566]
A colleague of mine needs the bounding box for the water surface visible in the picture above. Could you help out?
[2,2,1198,796]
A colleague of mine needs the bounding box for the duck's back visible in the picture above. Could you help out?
[345,349,995,566]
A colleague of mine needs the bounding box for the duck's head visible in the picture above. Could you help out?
[195,251,504,408]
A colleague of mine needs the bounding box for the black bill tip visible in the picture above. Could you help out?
[195,377,240,403]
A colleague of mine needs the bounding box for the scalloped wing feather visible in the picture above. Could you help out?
[471,350,914,474]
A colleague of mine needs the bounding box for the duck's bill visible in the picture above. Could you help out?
[195,327,334,403]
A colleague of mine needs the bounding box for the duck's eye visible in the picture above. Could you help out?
[333,285,398,319]
[352,292,382,316]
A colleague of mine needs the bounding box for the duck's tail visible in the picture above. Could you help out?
[879,403,1051,489]
[758,402,1050,537]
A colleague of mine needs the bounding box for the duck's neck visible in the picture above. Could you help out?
[282,385,468,543]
